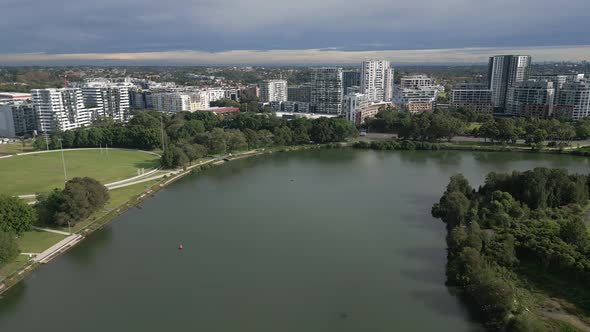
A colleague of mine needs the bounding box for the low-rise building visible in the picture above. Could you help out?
[556,79,590,119]
[152,93,200,113]
[451,83,494,113]
[343,93,371,124]
[394,86,438,113]
[506,80,555,117]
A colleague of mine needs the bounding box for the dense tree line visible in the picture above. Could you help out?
[35,111,358,169]
[432,169,590,330]
[366,107,590,144]
[366,108,469,141]
[0,195,36,265]
[476,118,586,144]
[37,177,110,227]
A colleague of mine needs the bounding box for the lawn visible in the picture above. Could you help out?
[17,230,66,253]
[106,180,159,208]
[0,141,35,156]
[0,149,160,196]
[0,255,29,278]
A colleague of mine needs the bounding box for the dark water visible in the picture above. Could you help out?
[1,149,589,332]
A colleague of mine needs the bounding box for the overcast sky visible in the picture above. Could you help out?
[2,0,590,64]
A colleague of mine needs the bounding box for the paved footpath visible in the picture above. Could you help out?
[32,226,71,236]
[33,234,83,264]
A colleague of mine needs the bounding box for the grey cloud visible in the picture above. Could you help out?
[0,0,589,54]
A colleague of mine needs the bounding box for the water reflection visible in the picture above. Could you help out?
[397,150,464,167]
[66,227,113,265]
[0,282,26,316]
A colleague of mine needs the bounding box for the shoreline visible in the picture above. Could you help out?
[353,138,590,156]
[0,144,322,296]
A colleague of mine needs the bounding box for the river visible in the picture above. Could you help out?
[1,149,589,331]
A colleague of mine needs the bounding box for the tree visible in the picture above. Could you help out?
[0,195,36,235]
[182,143,207,164]
[129,111,161,129]
[478,120,499,143]
[208,128,227,154]
[575,119,590,139]
[445,174,472,197]
[310,118,335,143]
[273,126,293,146]
[160,146,189,168]
[432,191,471,230]
[560,218,588,248]
[226,129,248,152]
[37,177,109,227]
[0,231,19,265]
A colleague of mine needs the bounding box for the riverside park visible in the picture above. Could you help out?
[0,147,163,279]
[0,148,160,196]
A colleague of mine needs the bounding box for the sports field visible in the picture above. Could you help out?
[0,149,160,196]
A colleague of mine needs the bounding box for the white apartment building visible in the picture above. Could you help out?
[400,75,433,89]
[260,80,288,103]
[82,82,131,122]
[394,86,438,113]
[343,93,371,124]
[557,79,590,119]
[152,93,200,113]
[311,68,343,115]
[32,88,91,132]
[207,89,225,104]
[361,60,394,102]
[197,91,210,110]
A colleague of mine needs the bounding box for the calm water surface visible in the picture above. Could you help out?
[1,149,589,331]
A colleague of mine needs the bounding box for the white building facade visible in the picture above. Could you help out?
[260,80,288,103]
[82,82,131,122]
[361,60,394,102]
[152,93,200,113]
[32,88,91,133]
[557,79,590,119]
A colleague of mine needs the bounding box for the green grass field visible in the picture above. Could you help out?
[0,142,35,156]
[0,149,160,196]
[0,255,29,278]
[17,230,66,253]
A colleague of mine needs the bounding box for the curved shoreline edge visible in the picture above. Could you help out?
[0,144,323,296]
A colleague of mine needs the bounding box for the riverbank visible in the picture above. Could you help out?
[0,144,323,296]
[352,138,590,156]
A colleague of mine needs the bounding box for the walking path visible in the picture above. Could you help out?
[32,226,71,236]
[33,234,83,264]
